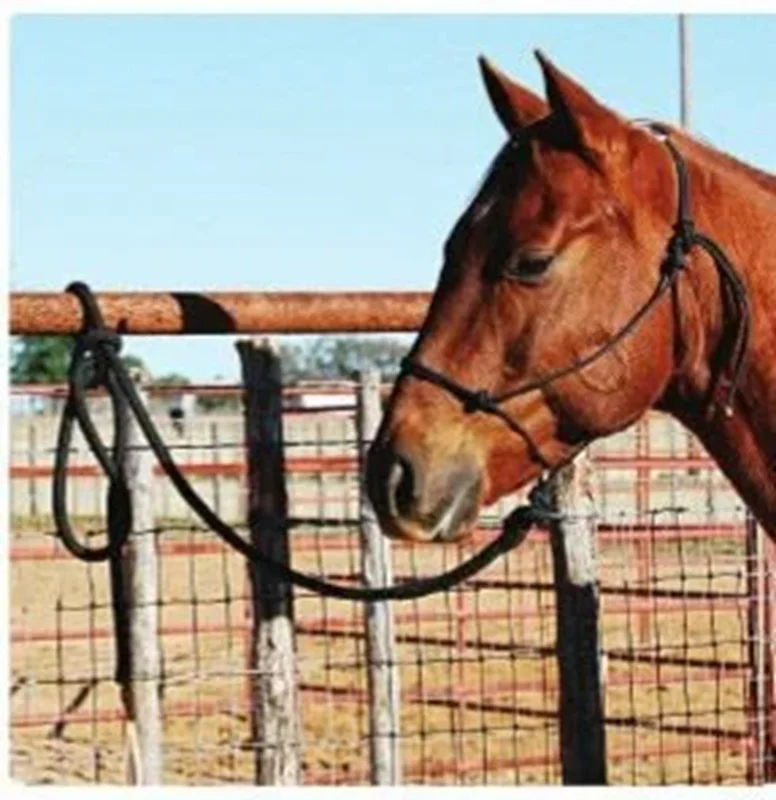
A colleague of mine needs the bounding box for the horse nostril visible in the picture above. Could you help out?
[387,454,416,520]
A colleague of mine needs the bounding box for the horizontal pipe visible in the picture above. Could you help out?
[11,382,363,396]
[11,589,751,644]
[8,671,740,731]
[10,454,726,480]
[10,291,431,336]
[11,693,748,744]
[9,520,745,562]
[306,751,561,784]
[10,455,358,480]
[593,455,716,469]
[303,738,744,784]
[9,698,739,783]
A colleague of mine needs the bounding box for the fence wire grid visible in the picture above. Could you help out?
[9,385,776,785]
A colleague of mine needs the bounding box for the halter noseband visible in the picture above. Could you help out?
[400,124,752,469]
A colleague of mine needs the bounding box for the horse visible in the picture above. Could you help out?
[366,50,776,544]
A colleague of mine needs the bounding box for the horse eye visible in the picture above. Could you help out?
[504,253,555,282]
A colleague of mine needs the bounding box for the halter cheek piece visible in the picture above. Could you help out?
[400,123,752,469]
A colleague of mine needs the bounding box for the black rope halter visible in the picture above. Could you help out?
[400,125,752,466]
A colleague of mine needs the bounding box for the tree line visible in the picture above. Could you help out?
[10,335,409,386]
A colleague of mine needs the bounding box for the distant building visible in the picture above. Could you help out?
[285,383,356,411]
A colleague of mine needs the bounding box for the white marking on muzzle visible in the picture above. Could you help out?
[430,487,469,541]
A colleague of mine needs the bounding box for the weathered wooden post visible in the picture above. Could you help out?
[209,420,223,517]
[356,369,401,784]
[121,371,163,784]
[547,452,607,785]
[634,418,652,644]
[28,421,39,519]
[237,338,301,785]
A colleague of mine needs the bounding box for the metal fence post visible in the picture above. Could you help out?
[747,513,776,783]
[121,373,163,784]
[356,369,401,784]
[548,452,607,785]
[767,531,776,781]
[237,338,301,785]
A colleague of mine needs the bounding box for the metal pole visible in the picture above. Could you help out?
[356,369,401,784]
[767,533,776,781]
[747,512,776,782]
[746,513,765,783]
[10,291,430,336]
[679,14,691,129]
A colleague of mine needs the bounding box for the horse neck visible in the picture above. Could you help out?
[659,134,776,533]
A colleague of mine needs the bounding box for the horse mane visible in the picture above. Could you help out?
[665,124,776,200]
[444,139,527,262]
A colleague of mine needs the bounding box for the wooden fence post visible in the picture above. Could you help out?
[548,452,607,785]
[237,338,301,785]
[209,420,223,518]
[28,422,39,519]
[356,369,401,785]
[121,373,163,784]
[634,418,652,645]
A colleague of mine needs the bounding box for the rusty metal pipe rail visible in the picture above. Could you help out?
[11,291,431,335]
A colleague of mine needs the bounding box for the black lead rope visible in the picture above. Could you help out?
[51,284,135,685]
[53,281,558,602]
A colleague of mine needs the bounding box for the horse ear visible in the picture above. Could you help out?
[534,50,623,156]
[478,56,549,135]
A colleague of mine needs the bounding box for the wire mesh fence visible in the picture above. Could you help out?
[9,384,776,785]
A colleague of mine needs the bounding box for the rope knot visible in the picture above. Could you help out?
[463,389,495,414]
[74,328,122,389]
[677,218,695,251]
[663,219,696,277]
[79,328,122,355]
[527,477,564,527]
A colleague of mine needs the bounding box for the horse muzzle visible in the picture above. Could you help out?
[366,441,482,543]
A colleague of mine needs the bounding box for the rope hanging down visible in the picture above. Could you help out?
[53,282,559,603]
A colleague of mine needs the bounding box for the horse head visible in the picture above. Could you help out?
[367,52,687,542]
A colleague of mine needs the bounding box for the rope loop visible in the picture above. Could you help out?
[53,285,132,561]
[664,221,695,276]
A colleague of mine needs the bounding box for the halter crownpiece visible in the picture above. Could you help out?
[400,127,752,461]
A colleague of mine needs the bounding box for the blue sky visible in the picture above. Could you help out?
[11,14,776,381]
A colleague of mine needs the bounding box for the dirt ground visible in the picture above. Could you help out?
[10,408,764,785]
[10,516,756,785]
